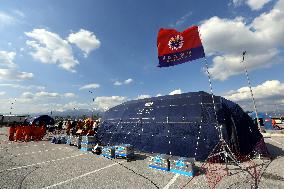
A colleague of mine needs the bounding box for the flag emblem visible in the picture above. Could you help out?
[168,35,184,50]
[157,25,205,67]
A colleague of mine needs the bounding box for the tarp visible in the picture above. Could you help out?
[248,112,273,130]
[97,91,263,160]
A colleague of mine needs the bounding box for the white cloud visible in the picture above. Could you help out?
[0,83,44,90]
[170,12,192,27]
[12,10,25,18]
[0,11,16,26]
[224,80,284,112]
[0,69,33,81]
[64,93,76,98]
[94,96,127,110]
[208,49,277,80]
[231,0,271,10]
[225,80,284,101]
[56,101,89,112]
[68,29,101,57]
[231,0,244,7]
[25,29,79,72]
[114,78,134,86]
[200,1,284,80]
[124,78,133,84]
[0,51,34,81]
[79,83,100,90]
[21,91,77,101]
[137,94,151,99]
[169,89,182,95]
[21,91,60,99]
[0,51,17,68]
[0,91,6,96]
[22,92,34,99]
[247,0,271,10]
[114,81,122,86]
[35,91,60,98]
[156,93,162,97]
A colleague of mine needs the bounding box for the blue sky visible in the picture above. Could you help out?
[0,0,284,114]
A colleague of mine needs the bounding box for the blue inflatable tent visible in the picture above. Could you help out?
[97,91,263,160]
[27,115,55,126]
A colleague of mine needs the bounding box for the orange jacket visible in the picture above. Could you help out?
[9,126,16,135]
[272,119,276,126]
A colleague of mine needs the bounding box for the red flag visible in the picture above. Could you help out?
[157,25,205,67]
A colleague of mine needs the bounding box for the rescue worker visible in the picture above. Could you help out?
[30,123,36,141]
[39,122,46,140]
[8,122,16,141]
[24,123,32,142]
[15,123,23,142]
[272,119,276,127]
[66,120,71,135]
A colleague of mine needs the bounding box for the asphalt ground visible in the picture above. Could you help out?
[0,127,283,189]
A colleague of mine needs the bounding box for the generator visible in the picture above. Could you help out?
[148,153,170,171]
[114,144,134,161]
[102,146,115,158]
[80,136,96,151]
[169,156,195,176]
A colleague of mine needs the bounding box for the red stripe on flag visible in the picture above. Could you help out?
[157,25,203,56]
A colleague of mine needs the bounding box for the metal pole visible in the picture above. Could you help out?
[203,58,223,139]
[88,90,95,119]
[241,51,261,131]
[198,27,222,139]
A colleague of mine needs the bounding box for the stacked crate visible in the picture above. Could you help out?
[70,135,76,146]
[59,135,67,144]
[115,144,134,161]
[80,136,96,151]
[66,135,71,145]
[73,136,82,148]
[51,136,66,144]
[169,156,195,176]
[148,153,170,171]
[102,146,115,158]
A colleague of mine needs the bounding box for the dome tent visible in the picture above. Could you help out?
[27,115,55,126]
[97,91,263,161]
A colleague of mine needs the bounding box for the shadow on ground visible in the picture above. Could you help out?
[266,143,284,159]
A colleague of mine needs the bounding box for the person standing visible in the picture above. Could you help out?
[66,120,71,135]
[58,121,63,134]
[15,123,23,142]
[25,124,32,142]
[39,122,46,140]
[8,122,16,141]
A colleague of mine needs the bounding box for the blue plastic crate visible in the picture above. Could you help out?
[170,169,194,176]
[80,147,93,151]
[148,165,169,171]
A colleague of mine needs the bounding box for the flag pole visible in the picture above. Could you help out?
[198,27,222,140]
[203,58,223,140]
[241,51,261,131]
